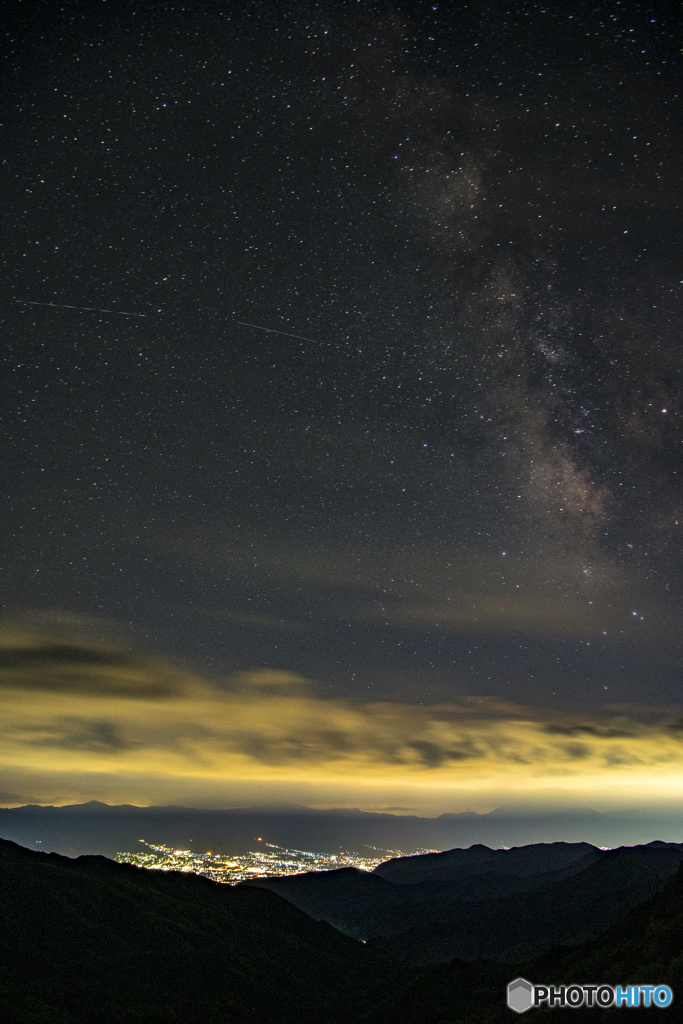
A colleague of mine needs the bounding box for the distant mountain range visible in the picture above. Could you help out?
[2,799,683,857]
[3,836,683,1023]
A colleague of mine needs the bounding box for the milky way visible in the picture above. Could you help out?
[1,1,682,809]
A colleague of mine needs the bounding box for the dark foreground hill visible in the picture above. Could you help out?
[4,837,683,1024]
[372,839,598,882]
[245,841,683,965]
[361,857,683,1023]
[0,837,400,1024]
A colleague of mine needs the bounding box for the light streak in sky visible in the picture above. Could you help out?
[13,301,325,340]
[14,299,146,317]
[237,320,319,343]
[11,299,331,344]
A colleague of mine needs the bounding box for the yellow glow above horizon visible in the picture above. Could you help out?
[2,619,683,813]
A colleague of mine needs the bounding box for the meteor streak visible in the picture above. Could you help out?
[14,300,146,317]
[237,320,319,343]
[14,302,322,338]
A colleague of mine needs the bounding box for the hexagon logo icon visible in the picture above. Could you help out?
[508,977,534,1013]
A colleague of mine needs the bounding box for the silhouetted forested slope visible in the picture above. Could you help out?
[246,841,683,965]
[373,840,598,883]
[361,858,683,1023]
[0,838,399,1024]
[4,836,683,1024]
[244,843,605,941]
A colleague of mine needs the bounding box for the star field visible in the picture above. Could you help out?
[1,1,683,810]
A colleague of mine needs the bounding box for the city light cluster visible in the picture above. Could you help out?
[115,839,434,883]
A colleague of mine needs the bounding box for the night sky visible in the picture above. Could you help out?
[3,0,683,815]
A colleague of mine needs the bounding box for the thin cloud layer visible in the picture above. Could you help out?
[2,622,683,810]
[0,623,192,698]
